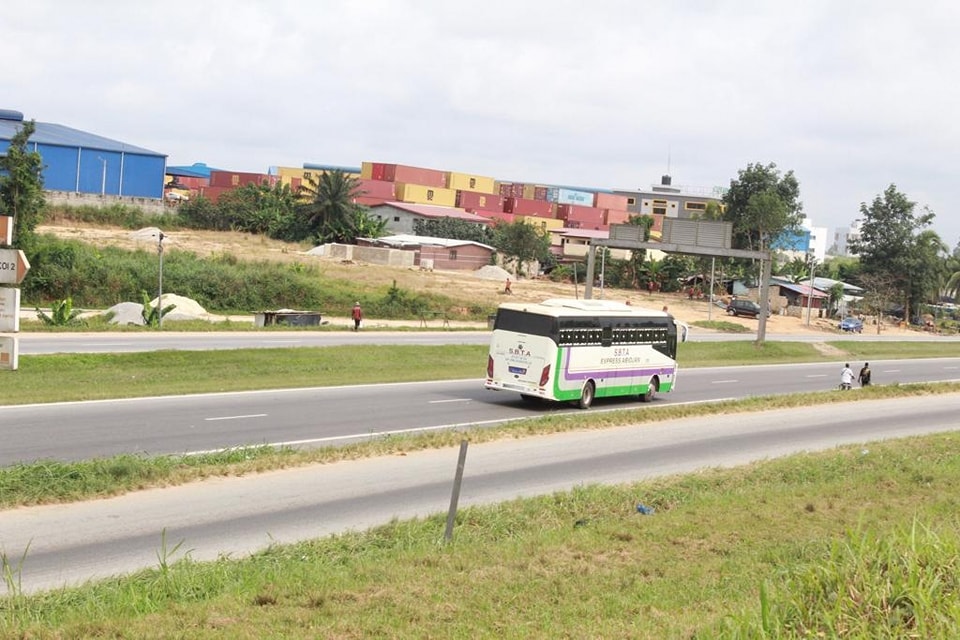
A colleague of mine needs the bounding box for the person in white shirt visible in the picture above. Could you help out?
[840,363,855,390]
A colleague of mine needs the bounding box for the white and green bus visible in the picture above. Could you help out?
[485,298,684,409]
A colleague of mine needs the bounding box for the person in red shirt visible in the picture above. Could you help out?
[352,302,363,331]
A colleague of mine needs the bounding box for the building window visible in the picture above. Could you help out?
[627,197,636,205]
[393,216,400,222]
[685,201,706,211]
[449,249,457,260]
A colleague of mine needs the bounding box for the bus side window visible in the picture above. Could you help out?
[601,325,612,347]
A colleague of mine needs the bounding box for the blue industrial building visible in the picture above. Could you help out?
[0,109,166,199]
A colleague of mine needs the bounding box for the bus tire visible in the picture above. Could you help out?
[520,394,539,404]
[577,381,595,410]
[640,376,659,402]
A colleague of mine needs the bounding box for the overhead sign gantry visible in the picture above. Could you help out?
[583,220,773,344]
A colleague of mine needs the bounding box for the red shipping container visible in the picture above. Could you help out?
[357,179,397,200]
[498,182,514,198]
[198,185,235,204]
[209,171,275,188]
[603,209,631,226]
[381,164,447,188]
[473,210,516,224]
[370,163,386,181]
[594,193,630,210]
[457,190,505,211]
[504,197,554,218]
[353,196,392,207]
[533,186,549,201]
[556,204,604,223]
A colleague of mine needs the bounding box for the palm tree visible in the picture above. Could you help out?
[296,170,365,244]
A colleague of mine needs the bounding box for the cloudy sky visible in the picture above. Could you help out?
[5,1,958,247]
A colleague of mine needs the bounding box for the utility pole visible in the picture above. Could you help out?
[157,232,165,329]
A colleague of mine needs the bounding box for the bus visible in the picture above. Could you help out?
[484,298,685,409]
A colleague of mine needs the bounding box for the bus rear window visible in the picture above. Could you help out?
[494,309,557,338]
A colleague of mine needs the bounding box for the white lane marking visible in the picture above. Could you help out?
[944,366,958,370]
[807,374,828,378]
[711,379,738,384]
[82,343,136,347]
[204,414,267,421]
[429,398,472,404]
[182,397,742,457]
[885,369,901,373]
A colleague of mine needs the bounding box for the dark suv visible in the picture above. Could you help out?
[726,299,766,318]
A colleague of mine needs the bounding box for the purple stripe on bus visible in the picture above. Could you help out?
[560,349,675,382]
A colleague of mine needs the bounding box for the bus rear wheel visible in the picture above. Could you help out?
[640,377,659,403]
[577,381,595,410]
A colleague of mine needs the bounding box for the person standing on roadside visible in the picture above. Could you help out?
[352,301,363,331]
[840,363,854,390]
[859,362,872,387]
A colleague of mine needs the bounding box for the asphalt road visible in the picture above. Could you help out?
[4,358,960,465]
[14,328,960,354]
[2,393,958,595]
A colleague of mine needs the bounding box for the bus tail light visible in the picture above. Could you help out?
[487,355,494,378]
[539,364,550,387]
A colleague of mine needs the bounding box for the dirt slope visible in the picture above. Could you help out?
[37,223,848,334]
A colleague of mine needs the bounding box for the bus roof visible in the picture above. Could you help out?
[497,298,670,318]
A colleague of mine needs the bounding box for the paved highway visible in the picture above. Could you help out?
[15,328,960,354]
[2,393,958,595]
[3,358,959,466]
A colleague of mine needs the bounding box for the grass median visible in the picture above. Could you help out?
[3,341,960,635]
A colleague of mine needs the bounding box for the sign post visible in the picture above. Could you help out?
[0,247,30,371]
[0,249,30,285]
[0,215,11,245]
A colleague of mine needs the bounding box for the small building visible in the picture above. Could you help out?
[356,234,495,271]
[768,277,830,313]
[613,174,725,220]
[369,202,492,235]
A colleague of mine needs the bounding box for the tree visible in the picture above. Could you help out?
[413,217,495,245]
[722,162,803,253]
[851,184,940,324]
[492,221,552,277]
[296,169,365,244]
[622,214,654,288]
[0,119,46,251]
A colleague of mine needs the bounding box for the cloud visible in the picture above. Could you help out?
[4,0,959,245]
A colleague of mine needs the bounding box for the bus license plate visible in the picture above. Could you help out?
[508,366,527,375]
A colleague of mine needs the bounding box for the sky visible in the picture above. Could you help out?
[4,1,959,248]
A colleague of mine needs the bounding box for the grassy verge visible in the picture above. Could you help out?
[4,432,959,637]
[4,341,959,405]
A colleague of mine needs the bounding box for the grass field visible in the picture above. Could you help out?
[3,341,960,637]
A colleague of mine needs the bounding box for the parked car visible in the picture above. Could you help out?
[839,316,864,333]
[726,299,767,318]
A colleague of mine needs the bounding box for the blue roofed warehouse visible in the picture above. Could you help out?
[0,109,166,199]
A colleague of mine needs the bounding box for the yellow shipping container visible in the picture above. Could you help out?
[302,169,360,182]
[445,172,497,194]
[271,166,306,188]
[361,162,374,179]
[395,183,458,207]
[516,215,563,231]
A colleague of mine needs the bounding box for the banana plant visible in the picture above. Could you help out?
[140,291,176,328]
[34,297,84,326]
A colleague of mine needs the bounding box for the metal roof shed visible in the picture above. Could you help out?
[0,109,166,198]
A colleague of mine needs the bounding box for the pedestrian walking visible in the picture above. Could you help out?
[504,278,512,294]
[859,362,872,387]
[352,301,363,331]
[840,363,854,390]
